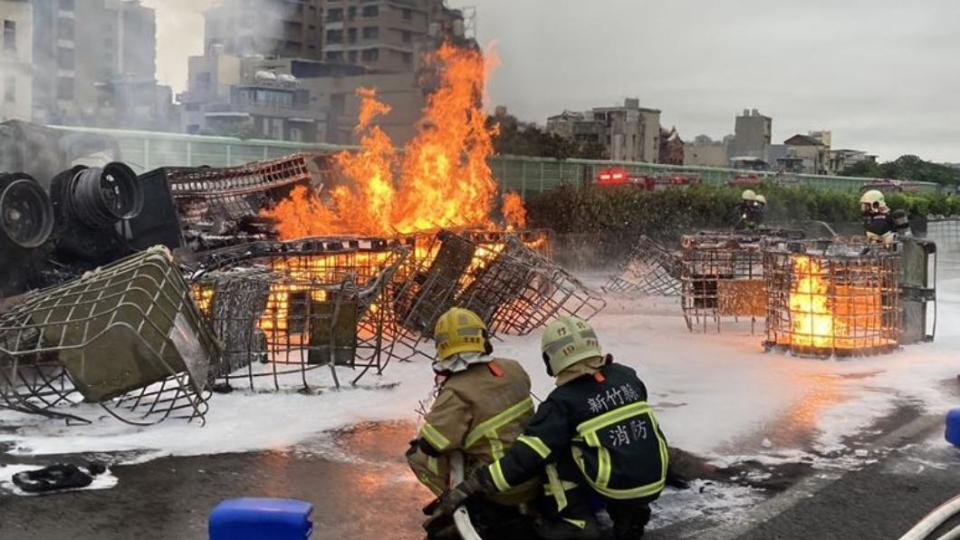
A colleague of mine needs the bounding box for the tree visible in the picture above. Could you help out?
[840,154,960,186]
[487,114,607,160]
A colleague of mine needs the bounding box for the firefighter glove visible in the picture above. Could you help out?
[434,468,491,517]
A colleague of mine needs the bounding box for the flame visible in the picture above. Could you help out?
[502,192,527,230]
[788,256,835,349]
[263,44,517,238]
[787,255,892,352]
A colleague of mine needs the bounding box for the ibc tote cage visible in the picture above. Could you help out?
[190,237,411,391]
[392,230,604,360]
[762,238,902,358]
[0,249,217,425]
[680,232,767,333]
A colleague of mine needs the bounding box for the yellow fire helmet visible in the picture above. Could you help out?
[541,316,603,377]
[755,194,767,205]
[860,189,885,209]
[741,189,758,202]
[434,307,488,361]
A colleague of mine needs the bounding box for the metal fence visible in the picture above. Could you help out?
[48,126,941,196]
[490,155,943,196]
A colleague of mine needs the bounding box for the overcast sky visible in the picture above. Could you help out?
[149,0,960,162]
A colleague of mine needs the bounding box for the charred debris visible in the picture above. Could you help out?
[0,121,600,426]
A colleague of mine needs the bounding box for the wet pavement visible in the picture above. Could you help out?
[0,422,433,540]
[1,395,949,540]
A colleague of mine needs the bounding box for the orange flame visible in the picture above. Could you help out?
[502,192,528,230]
[263,44,518,238]
[789,256,834,349]
[787,255,891,352]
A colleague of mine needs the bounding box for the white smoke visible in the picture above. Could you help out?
[140,0,222,94]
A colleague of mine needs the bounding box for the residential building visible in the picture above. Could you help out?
[830,149,877,173]
[683,135,728,167]
[31,0,176,130]
[181,50,320,141]
[321,0,468,72]
[782,134,829,174]
[545,110,603,146]
[0,0,33,121]
[204,0,324,61]
[302,70,425,145]
[547,99,661,163]
[29,0,72,124]
[808,130,831,148]
[729,109,772,162]
[659,127,683,165]
[184,0,469,143]
[180,48,426,145]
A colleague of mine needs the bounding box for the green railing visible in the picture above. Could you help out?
[490,155,943,195]
[47,126,941,195]
[48,125,343,170]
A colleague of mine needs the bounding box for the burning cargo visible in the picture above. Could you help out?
[392,229,603,359]
[190,237,411,390]
[763,239,902,357]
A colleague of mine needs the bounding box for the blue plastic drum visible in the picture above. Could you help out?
[947,409,960,448]
[210,498,313,540]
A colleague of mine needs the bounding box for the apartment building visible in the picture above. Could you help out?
[548,99,662,163]
[321,0,466,72]
[204,0,324,61]
[30,0,174,129]
[0,0,33,121]
[728,108,772,161]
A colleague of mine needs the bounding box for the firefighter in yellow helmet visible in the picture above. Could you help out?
[736,189,765,230]
[406,307,539,537]
[434,316,670,540]
[860,189,912,245]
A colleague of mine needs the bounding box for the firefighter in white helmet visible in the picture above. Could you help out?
[407,307,539,537]
[434,316,670,540]
[860,189,912,245]
[736,189,766,230]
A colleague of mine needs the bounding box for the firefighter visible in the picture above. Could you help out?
[860,189,912,245]
[434,316,669,540]
[735,189,765,230]
[406,307,539,536]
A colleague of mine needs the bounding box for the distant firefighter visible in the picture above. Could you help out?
[735,189,766,230]
[860,189,912,245]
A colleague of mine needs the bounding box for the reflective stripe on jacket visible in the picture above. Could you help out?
[417,357,534,466]
[487,362,668,501]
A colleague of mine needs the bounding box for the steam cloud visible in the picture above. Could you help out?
[141,0,222,93]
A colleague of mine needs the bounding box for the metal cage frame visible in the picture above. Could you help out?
[763,238,902,358]
[190,237,411,391]
[680,232,767,333]
[604,235,682,296]
[392,230,605,360]
[0,249,217,425]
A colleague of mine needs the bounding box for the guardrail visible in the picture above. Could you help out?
[45,126,943,196]
[490,155,943,196]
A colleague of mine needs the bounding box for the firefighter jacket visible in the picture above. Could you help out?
[407,357,538,503]
[866,211,911,244]
[482,361,669,502]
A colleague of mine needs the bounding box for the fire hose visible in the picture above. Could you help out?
[448,452,483,540]
[899,494,960,540]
